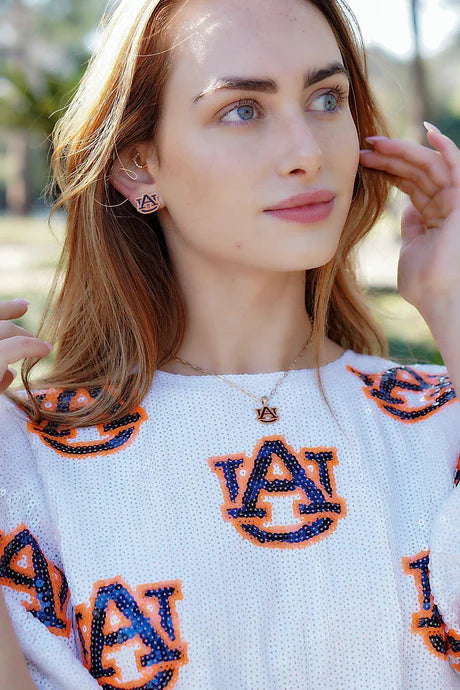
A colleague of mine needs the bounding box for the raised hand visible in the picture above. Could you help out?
[0,299,53,393]
[359,123,460,321]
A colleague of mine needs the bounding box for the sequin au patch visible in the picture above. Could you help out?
[75,577,188,688]
[402,549,460,667]
[347,364,456,423]
[454,453,460,487]
[0,524,71,637]
[207,434,347,548]
[0,524,189,688]
[26,387,148,458]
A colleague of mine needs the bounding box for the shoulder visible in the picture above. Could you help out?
[0,385,150,460]
[345,350,451,386]
[345,349,448,375]
[0,391,32,433]
[0,386,101,454]
[344,350,458,426]
[0,393,39,481]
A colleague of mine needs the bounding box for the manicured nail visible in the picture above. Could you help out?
[365,136,388,142]
[14,298,30,306]
[424,121,441,134]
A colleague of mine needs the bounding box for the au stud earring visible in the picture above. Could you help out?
[131,152,162,214]
[135,192,161,214]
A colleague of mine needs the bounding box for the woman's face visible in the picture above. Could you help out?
[151,0,360,272]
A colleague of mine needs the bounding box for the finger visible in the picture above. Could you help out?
[0,368,16,394]
[0,321,35,340]
[361,159,434,222]
[360,147,445,198]
[394,176,448,226]
[393,177,434,220]
[424,127,460,187]
[362,136,451,189]
[419,186,460,228]
[0,336,53,368]
[0,299,30,321]
[400,202,427,246]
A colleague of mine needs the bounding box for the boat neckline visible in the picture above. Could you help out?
[154,348,353,380]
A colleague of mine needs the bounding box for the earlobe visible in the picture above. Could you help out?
[109,150,163,214]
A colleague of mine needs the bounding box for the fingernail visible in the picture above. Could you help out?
[365,136,388,142]
[360,149,373,154]
[44,342,53,350]
[14,298,30,306]
[424,121,441,134]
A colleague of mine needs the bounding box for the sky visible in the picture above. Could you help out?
[347,0,460,60]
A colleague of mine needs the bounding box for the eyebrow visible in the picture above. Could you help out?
[192,61,350,104]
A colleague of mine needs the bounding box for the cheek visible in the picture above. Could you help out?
[161,123,234,205]
[327,121,358,159]
[340,121,360,170]
[161,133,253,224]
[157,124,246,240]
[329,141,360,201]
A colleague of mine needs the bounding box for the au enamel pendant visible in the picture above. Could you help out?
[256,396,279,423]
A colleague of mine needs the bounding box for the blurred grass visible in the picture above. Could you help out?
[0,214,443,383]
[0,214,65,380]
[365,288,442,365]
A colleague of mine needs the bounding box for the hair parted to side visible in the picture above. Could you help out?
[7,0,394,428]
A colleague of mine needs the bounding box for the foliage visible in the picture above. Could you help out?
[0,62,86,138]
[0,0,106,137]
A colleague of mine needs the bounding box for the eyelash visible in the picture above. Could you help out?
[218,84,349,127]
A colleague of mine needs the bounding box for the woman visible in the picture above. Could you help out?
[1,0,460,687]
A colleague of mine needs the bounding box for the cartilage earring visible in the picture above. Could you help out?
[133,152,148,169]
[132,152,161,214]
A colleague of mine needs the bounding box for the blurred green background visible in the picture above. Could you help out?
[1,0,459,379]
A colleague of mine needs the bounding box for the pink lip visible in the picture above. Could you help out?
[265,190,335,211]
[265,198,335,224]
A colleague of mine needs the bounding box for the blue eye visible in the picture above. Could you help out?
[311,90,345,113]
[218,85,349,127]
[219,101,261,125]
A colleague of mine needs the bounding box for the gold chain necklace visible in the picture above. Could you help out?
[172,326,314,423]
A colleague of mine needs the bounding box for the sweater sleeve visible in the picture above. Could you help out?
[429,482,460,677]
[424,359,460,677]
[0,394,99,690]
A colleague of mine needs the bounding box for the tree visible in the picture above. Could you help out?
[0,0,105,214]
[409,0,436,141]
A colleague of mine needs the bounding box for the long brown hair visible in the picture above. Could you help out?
[7,0,394,428]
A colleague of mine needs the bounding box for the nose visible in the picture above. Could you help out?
[275,112,323,177]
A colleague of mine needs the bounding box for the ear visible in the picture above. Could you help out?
[109,143,163,212]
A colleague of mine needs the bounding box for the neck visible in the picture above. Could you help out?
[158,265,343,376]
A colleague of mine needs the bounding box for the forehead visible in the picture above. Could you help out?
[168,0,342,82]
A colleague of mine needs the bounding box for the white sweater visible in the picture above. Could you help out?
[1,348,460,689]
